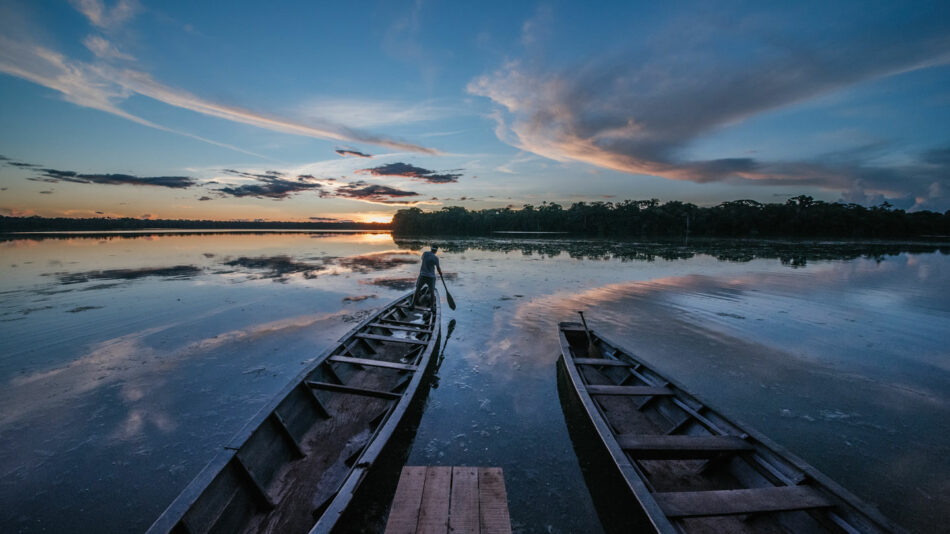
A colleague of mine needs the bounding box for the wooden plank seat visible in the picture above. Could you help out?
[586,385,674,396]
[328,355,418,372]
[356,333,429,345]
[377,318,430,327]
[573,358,632,367]
[384,466,512,534]
[654,486,833,519]
[616,434,754,459]
[368,322,433,333]
[305,381,402,400]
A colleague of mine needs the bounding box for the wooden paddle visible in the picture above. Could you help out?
[439,272,456,310]
[577,311,601,358]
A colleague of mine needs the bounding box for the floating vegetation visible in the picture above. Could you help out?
[66,306,103,313]
[52,265,202,284]
[223,256,326,280]
[342,294,376,302]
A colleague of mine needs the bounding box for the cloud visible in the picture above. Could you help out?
[197,196,212,201]
[360,162,461,183]
[469,7,950,207]
[222,168,286,180]
[82,35,134,60]
[301,98,456,128]
[0,36,438,156]
[32,168,195,188]
[335,184,420,204]
[0,35,267,158]
[70,0,139,29]
[309,216,354,223]
[107,68,440,154]
[217,174,322,199]
[335,149,373,158]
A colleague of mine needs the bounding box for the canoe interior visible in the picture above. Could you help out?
[557,322,905,534]
[149,289,440,534]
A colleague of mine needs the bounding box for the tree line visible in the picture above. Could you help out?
[0,216,389,232]
[391,196,950,238]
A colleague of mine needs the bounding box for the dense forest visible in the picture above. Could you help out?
[392,196,950,238]
[0,216,389,232]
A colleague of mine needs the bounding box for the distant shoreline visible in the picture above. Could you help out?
[0,215,391,233]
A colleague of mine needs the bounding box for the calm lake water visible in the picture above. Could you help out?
[1,232,948,533]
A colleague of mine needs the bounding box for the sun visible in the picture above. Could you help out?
[359,214,394,224]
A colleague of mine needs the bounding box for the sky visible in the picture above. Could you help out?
[1,0,949,223]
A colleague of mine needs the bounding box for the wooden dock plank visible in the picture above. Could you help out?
[385,466,427,534]
[417,466,452,534]
[616,434,754,459]
[586,385,673,396]
[449,467,479,534]
[654,486,833,518]
[386,467,511,534]
[478,468,512,534]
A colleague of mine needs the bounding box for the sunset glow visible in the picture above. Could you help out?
[1,1,948,220]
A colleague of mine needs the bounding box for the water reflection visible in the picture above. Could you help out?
[53,265,202,284]
[396,236,950,266]
[1,232,948,533]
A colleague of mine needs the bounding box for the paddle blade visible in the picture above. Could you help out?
[439,272,456,310]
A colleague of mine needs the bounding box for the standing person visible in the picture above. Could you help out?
[410,245,441,308]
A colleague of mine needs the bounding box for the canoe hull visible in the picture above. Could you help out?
[147,291,441,534]
[557,321,906,534]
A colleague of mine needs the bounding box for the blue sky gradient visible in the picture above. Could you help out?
[1,0,948,221]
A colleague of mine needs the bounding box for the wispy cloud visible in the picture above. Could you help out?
[2,155,196,188]
[360,162,462,183]
[469,7,950,207]
[82,35,134,60]
[32,168,195,188]
[302,97,457,128]
[0,36,438,157]
[107,67,440,154]
[335,183,419,204]
[0,36,269,158]
[216,173,323,199]
[70,0,139,30]
[335,149,373,158]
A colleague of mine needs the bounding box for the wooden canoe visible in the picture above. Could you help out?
[557,321,906,534]
[146,290,442,534]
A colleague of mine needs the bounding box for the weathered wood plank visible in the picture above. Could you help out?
[384,466,427,534]
[305,381,402,400]
[478,468,512,534]
[573,358,631,367]
[418,466,452,534]
[329,355,418,372]
[616,434,754,459]
[269,411,304,457]
[586,385,673,396]
[377,318,430,327]
[369,322,433,333]
[654,486,833,518]
[449,467,479,534]
[356,333,429,345]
